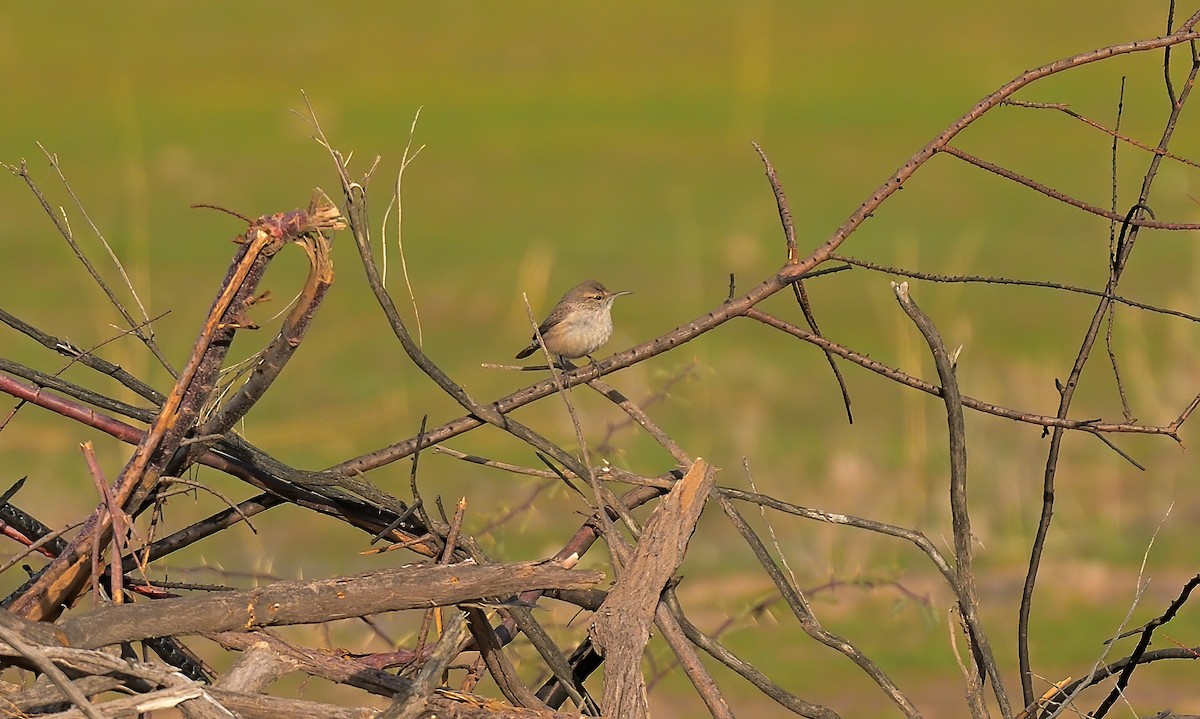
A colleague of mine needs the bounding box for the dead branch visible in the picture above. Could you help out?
[589,460,715,719]
[57,561,601,649]
[893,282,1006,718]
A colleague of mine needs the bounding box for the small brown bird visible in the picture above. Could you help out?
[515,280,632,363]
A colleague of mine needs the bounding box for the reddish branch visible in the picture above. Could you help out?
[8,200,344,621]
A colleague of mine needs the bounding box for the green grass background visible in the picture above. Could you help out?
[2,2,1199,716]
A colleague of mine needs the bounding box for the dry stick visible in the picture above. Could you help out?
[454,447,596,712]
[739,457,806,617]
[594,360,697,454]
[0,624,107,719]
[940,145,1200,230]
[4,638,394,719]
[80,441,132,608]
[0,372,157,444]
[807,22,1197,278]
[828,255,1200,326]
[661,589,838,719]
[0,312,168,436]
[1104,80,1133,424]
[45,687,213,719]
[792,279,853,423]
[741,309,1181,438]
[463,607,549,711]
[437,452,603,711]
[1035,649,1200,719]
[0,359,157,426]
[1000,98,1200,169]
[156,476,260,531]
[1035,645,1200,716]
[524,487,665,709]
[752,142,854,424]
[411,496,467,684]
[652,600,734,719]
[0,307,165,405]
[58,561,602,650]
[1115,59,1198,272]
[12,678,129,713]
[436,443,676,492]
[1017,44,1200,707]
[502,601,596,714]
[440,497,466,564]
[892,282,1006,719]
[128,493,281,570]
[0,386,435,618]
[1165,0,1179,106]
[577,381,747,717]
[752,141,798,261]
[947,607,985,712]
[38,146,164,368]
[586,376,691,466]
[210,432,411,517]
[3,155,176,378]
[0,361,148,441]
[0,520,83,576]
[1088,431,1146,471]
[216,641,295,694]
[713,490,922,718]
[0,639,271,719]
[720,486,956,581]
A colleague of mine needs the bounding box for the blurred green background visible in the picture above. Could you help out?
[2,2,1200,716]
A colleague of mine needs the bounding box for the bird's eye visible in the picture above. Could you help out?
[588,293,602,300]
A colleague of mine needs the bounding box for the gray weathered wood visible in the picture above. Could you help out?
[60,561,602,649]
[590,460,713,719]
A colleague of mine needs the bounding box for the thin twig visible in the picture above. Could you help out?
[714,490,922,718]
[829,254,1200,325]
[742,308,1184,438]
[1104,79,1134,422]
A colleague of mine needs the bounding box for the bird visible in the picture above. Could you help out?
[515,280,632,365]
